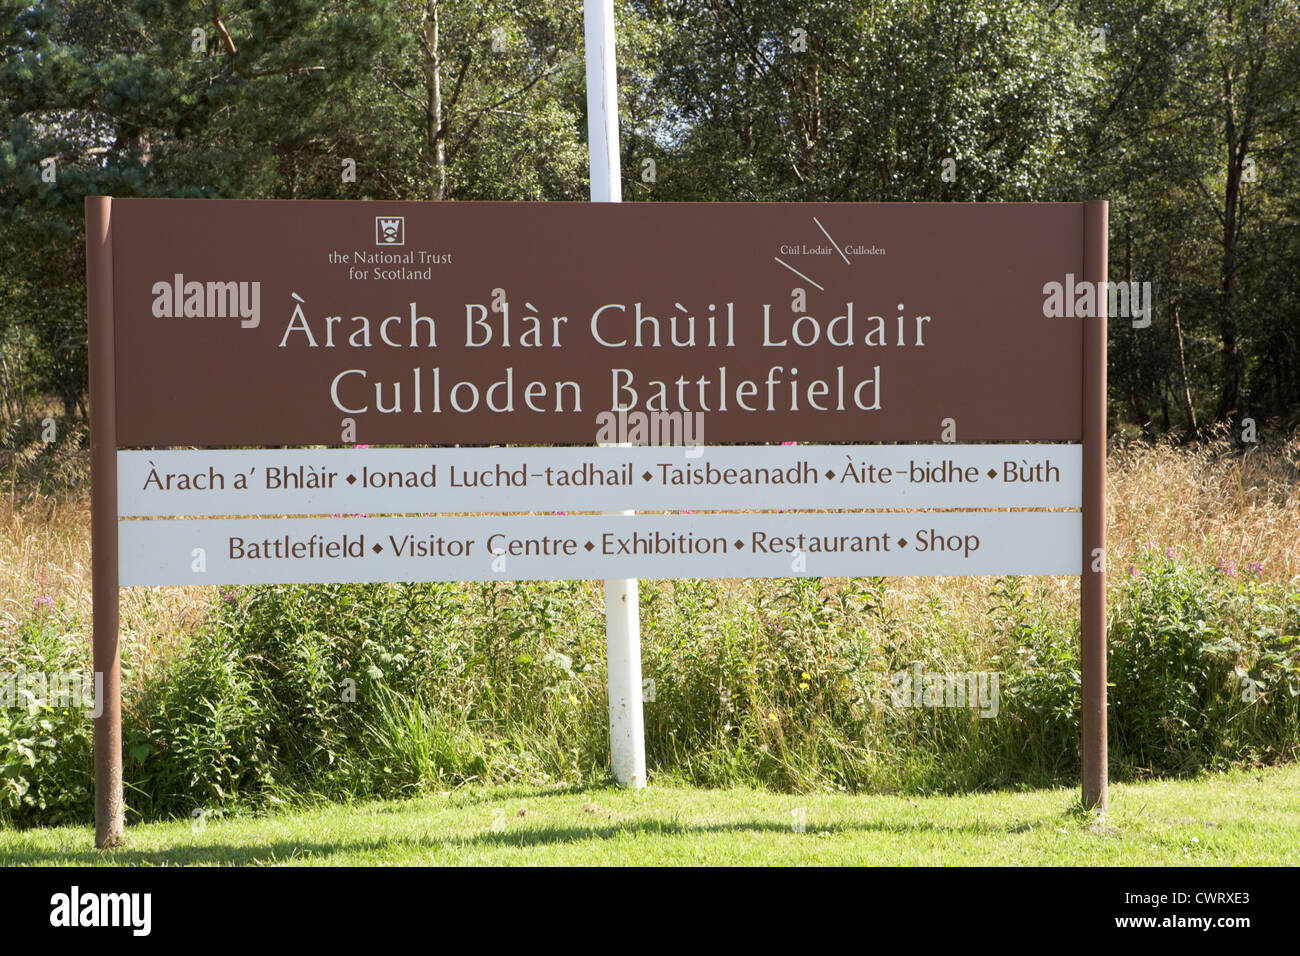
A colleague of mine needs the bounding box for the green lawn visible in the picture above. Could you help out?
[3,764,1297,866]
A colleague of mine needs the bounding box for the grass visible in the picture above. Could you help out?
[2,762,1296,866]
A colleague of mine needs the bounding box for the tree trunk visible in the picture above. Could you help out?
[1216,175,1243,420]
[1171,300,1199,437]
[0,353,16,423]
[425,0,447,201]
[1215,63,1247,422]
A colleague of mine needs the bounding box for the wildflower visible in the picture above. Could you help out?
[1248,560,1264,577]
[1165,547,1174,559]
[221,591,238,607]
[1127,564,1138,578]
[767,711,779,722]
[1215,559,1237,577]
[33,594,54,611]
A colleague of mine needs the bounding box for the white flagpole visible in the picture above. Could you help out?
[584,0,645,789]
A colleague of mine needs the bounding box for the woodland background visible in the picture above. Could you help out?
[0,0,1298,440]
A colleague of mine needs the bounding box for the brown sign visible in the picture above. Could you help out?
[86,197,1110,850]
[106,199,1086,446]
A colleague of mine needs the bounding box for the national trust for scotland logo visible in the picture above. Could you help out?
[375,216,405,246]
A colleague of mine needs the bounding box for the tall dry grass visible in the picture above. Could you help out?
[0,485,213,665]
[1,421,211,666]
[1109,432,1300,583]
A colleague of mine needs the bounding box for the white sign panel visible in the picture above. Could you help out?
[119,511,1082,585]
[118,444,1081,516]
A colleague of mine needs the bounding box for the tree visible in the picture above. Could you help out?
[630,0,1100,202]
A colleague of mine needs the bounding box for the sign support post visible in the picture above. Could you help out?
[584,0,646,788]
[1081,199,1108,811]
[87,196,125,848]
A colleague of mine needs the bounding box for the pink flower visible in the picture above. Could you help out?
[33,595,54,611]
[1248,560,1264,576]
[1127,564,1138,578]
[1215,559,1236,577]
[354,444,371,449]
[782,441,797,446]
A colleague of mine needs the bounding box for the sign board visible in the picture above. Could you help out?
[120,513,1082,585]
[110,200,1084,446]
[87,197,1109,845]
[117,445,1081,515]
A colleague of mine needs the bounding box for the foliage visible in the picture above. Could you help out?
[1109,546,1300,773]
[0,599,95,824]
[1,1,1298,428]
[3,553,1296,825]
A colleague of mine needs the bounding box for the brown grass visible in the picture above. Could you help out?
[1109,433,1300,583]
[0,486,212,665]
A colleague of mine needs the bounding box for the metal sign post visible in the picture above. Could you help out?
[86,196,125,848]
[584,0,646,789]
[1081,200,1109,811]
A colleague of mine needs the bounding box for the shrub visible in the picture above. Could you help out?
[2,555,1296,826]
[0,599,95,826]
